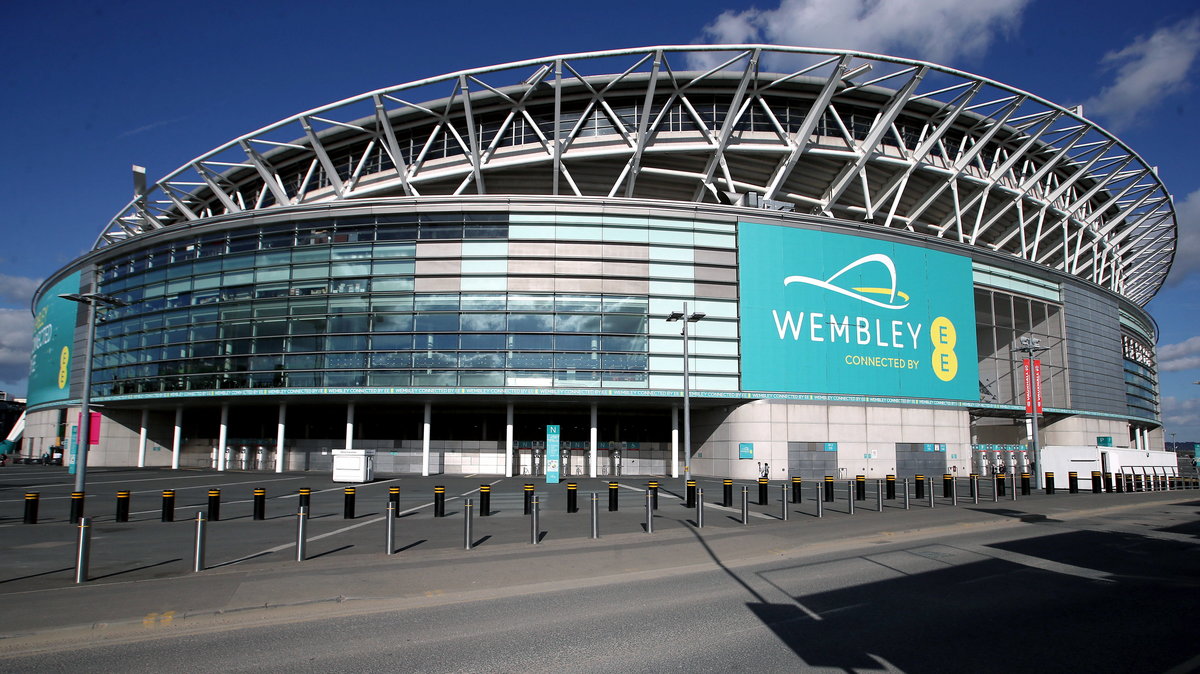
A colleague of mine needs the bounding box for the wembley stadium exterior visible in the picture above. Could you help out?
[23,46,1178,482]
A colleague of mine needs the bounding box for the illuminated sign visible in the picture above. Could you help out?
[28,272,81,405]
[738,223,978,400]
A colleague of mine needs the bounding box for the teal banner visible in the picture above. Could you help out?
[738,223,978,401]
[545,424,561,484]
[28,272,81,406]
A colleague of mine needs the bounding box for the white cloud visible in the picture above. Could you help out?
[0,273,42,307]
[1165,186,1200,285]
[694,0,1030,65]
[1162,396,1200,428]
[1158,335,1200,372]
[1084,16,1200,131]
[0,308,32,390]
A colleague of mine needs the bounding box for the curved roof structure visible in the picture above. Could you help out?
[96,45,1177,305]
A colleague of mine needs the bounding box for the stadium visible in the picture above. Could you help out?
[22,45,1178,483]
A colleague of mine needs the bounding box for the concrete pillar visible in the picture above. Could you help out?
[217,404,229,472]
[137,409,149,468]
[275,403,287,473]
[505,403,514,478]
[422,402,432,477]
[671,406,680,479]
[171,407,182,470]
[590,403,598,478]
[345,402,355,450]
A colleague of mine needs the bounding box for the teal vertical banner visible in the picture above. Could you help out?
[68,426,78,475]
[28,272,82,406]
[546,425,561,484]
[738,223,978,401]
[739,442,754,459]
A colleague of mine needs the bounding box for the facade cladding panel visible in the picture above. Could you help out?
[1062,283,1127,417]
[22,46,1172,478]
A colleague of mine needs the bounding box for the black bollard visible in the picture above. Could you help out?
[161,490,176,522]
[758,477,769,506]
[69,491,85,524]
[855,475,866,501]
[996,473,1006,497]
[208,489,221,522]
[723,479,733,507]
[480,484,491,516]
[1021,473,1031,496]
[115,491,131,523]
[524,484,534,515]
[791,476,803,503]
[686,480,697,509]
[648,481,659,510]
[1068,472,1079,494]
[968,474,978,500]
[823,475,835,503]
[253,488,266,520]
[608,481,619,511]
[1116,473,1124,493]
[1091,471,1103,493]
[343,487,356,519]
[915,474,926,500]
[389,486,401,517]
[886,474,896,500]
[1045,472,1055,495]
[942,474,953,498]
[23,492,39,524]
[1104,473,1113,493]
[567,482,578,513]
[434,485,446,517]
[298,487,312,518]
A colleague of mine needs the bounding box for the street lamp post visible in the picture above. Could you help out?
[1016,336,1049,489]
[59,290,128,497]
[666,303,705,482]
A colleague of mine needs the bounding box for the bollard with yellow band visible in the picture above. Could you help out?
[648,481,659,510]
[253,488,266,520]
[856,475,867,501]
[161,490,176,522]
[524,483,535,515]
[298,487,312,517]
[723,479,733,507]
[69,491,85,524]
[886,474,896,500]
[566,482,578,513]
[115,490,131,522]
[480,484,491,516]
[208,489,221,521]
[389,486,401,517]
[824,475,835,503]
[608,481,619,511]
[686,480,697,509]
[343,487,356,519]
[914,474,926,500]
[791,476,803,504]
[24,492,39,524]
[1045,472,1055,495]
[758,477,770,506]
[433,485,446,517]
[1068,471,1079,494]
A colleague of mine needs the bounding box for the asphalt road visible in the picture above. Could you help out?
[1,467,1198,672]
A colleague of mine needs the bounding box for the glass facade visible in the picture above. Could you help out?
[89,213,662,395]
[974,288,1068,408]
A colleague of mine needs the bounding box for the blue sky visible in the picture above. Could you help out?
[2,0,1198,438]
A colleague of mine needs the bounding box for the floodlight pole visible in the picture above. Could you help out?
[1017,336,1049,490]
[60,289,128,496]
[667,304,705,483]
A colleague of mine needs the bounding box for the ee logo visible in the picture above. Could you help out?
[930,317,957,382]
[57,347,70,389]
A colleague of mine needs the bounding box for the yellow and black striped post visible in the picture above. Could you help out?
[1045,472,1055,495]
[914,474,926,500]
[524,484,535,514]
[433,485,446,517]
[253,488,266,520]
[115,490,131,522]
[824,475,835,503]
[648,481,659,510]
[567,482,578,513]
[23,492,39,524]
[968,474,979,500]
[389,486,401,517]
[855,475,867,501]
[686,480,697,508]
[298,487,312,517]
[480,484,491,516]
[1021,473,1031,496]
[1068,471,1079,493]
[608,481,619,511]
[942,474,953,499]
[343,487,356,519]
[791,476,803,504]
[1104,473,1114,493]
[1091,471,1103,493]
[886,475,896,500]
[69,491,85,524]
[723,479,733,507]
[1115,473,1124,493]
[996,473,1006,497]
[758,477,769,505]
[208,489,221,521]
[161,490,175,522]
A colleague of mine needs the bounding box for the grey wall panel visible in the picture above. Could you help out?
[1062,282,1126,415]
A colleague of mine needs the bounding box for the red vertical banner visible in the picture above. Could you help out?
[77,412,102,445]
[1032,359,1043,415]
[1022,359,1033,414]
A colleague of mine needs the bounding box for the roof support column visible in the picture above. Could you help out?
[171,408,182,471]
[590,404,598,479]
[671,406,679,480]
[422,402,432,477]
[506,404,514,478]
[276,403,287,474]
[345,402,355,451]
[137,409,148,469]
[217,404,228,472]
